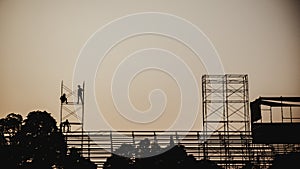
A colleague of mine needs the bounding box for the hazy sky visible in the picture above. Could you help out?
[1,0,299,130]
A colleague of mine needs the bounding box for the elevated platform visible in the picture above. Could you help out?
[250,96,300,144]
[62,130,300,169]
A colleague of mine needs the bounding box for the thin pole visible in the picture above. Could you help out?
[60,80,63,131]
[224,75,228,133]
[81,81,85,150]
[290,106,293,123]
[281,96,284,123]
[110,131,113,153]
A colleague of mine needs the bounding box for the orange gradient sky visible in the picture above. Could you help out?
[1,0,299,130]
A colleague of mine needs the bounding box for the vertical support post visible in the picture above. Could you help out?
[224,75,228,134]
[203,140,207,160]
[202,75,208,160]
[290,106,293,123]
[202,75,206,134]
[197,131,200,160]
[81,81,85,151]
[132,131,135,145]
[244,75,249,132]
[88,136,90,158]
[110,130,113,153]
[60,80,63,131]
[175,131,179,144]
[270,107,273,123]
[280,96,283,123]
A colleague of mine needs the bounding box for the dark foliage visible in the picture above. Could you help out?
[0,110,96,169]
[11,110,67,168]
[104,139,223,169]
[269,152,300,169]
[64,147,97,169]
[0,113,23,141]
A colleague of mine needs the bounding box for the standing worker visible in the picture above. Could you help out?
[77,85,83,104]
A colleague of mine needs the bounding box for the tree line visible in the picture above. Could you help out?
[104,138,222,169]
[0,111,96,169]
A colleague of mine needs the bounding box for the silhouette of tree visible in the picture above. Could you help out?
[196,159,223,169]
[0,113,24,169]
[135,138,163,158]
[104,144,135,169]
[104,153,133,169]
[0,113,23,144]
[134,144,221,169]
[104,138,223,169]
[115,143,136,158]
[0,133,5,146]
[64,147,97,169]
[0,118,5,133]
[12,110,67,168]
[150,141,163,156]
[0,118,6,145]
[136,138,151,158]
[0,111,97,169]
[5,113,23,136]
[269,152,300,169]
[241,162,259,169]
[153,144,191,169]
[0,144,18,169]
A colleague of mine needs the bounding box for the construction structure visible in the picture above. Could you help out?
[250,97,300,150]
[201,74,254,168]
[60,75,300,169]
[60,80,85,149]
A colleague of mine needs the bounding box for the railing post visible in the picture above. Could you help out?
[175,131,179,144]
[131,131,135,145]
[88,135,90,158]
[197,131,200,160]
[110,130,113,153]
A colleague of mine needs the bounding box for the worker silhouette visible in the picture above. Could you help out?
[60,93,68,104]
[62,119,70,132]
[77,85,83,104]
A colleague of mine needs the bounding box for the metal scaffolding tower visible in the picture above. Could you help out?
[202,74,250,133]
[202,74,252,168]
[60,80,85,149]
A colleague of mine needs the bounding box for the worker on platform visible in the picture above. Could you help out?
[62,119,70,132]
[77,85,83,104]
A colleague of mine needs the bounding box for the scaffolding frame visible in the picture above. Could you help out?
[202,74,251,168]
[202,74,250,133]
[60,80,85,149]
